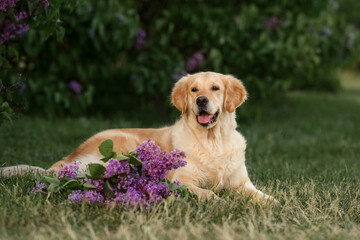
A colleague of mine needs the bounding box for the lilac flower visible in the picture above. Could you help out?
[0,18,29,44]
[85,178,104,191]
[186,51,204,72]
[37,181,46,190]
[68,80,83,95]
[0,19,16,42]
[57,161,81,179]
[136,139,186,181]
[264,17,279,31]
[173,179,181,186]
[116,171,137,190]
[40,0,49,8]
[0,0,17,12]
[15,24,29,36]
[124,187,143,206]
[42,140,187,208]
[30,187,38,194]
[15,11,28,22]
[104,159,130,178]
[135,28,146,51]
[30,181,46,194]
[69,190,84,203]
[83,190,104,204]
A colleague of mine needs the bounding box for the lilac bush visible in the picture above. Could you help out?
[1,0,56,126]
[0,0,17,12]
[35,139,188,208]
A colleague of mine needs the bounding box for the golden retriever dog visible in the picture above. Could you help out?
[1,72,276,202]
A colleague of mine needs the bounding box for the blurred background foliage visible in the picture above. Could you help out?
[0,0,359,124]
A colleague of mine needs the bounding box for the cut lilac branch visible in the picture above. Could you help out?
[33,139,188,208]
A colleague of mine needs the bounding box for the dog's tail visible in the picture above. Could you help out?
[0,165,49,178]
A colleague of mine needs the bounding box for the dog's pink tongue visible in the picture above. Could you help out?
[198,114,213,124]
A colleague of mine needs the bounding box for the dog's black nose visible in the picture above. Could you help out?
[196,96,209,107]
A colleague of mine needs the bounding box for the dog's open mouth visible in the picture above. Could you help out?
[196,111,219,127]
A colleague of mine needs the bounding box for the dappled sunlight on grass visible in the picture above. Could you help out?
[341,70,360,103]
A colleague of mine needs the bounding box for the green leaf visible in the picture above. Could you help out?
[1,112,12,124]
[99,139,117,162]
[83,182,97,189]
[61,179,81,190]
[166,182,179,191]
[127,155,143,166]
[99,139,114,157]
[56,26,65,42]
[43,176,60,185]
[76,173,86,178]
[100,152,117,163]
[87,163,106,180]
[116,154,129,161]
[48,183,61,193]
[103,180,115,198]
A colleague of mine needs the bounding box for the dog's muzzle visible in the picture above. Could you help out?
[195,96,219,127]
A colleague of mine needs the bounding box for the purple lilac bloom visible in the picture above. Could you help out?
[264,17,279,31]
[57,161,81,179]
[46,140,186,207]
[15,11,28,22]
[31,181,46,194]
[0,18,29,44]
[186,51,204,72]
[68,80,83,95]
[69,190,84,203]
[0,19,16,43]
[135,28,146,51]
[0,0,17,12]
[30,187,38,194]
[85,178,104,191]
[173,179,181,186]
[104,159,130,178]
[15,24,29,36]
[40,0,49,8]
[37,181,46,190]
[116,171,137,190]
[83,190,104,204]
[116,187,143,206]
[136,139,186,181]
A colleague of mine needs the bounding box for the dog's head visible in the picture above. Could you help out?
[172,72,247,128]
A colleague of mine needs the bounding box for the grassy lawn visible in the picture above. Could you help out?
[0,72,360,239]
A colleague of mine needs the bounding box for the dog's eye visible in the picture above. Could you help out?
[191,87,198,92]
[211,86,219,91]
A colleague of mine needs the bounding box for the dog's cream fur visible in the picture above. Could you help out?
[1,72,275,202]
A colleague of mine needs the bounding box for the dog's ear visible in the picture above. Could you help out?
[223,75,248,113]
[171,76,189,115]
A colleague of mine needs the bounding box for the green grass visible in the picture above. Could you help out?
[1,72,360,239]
